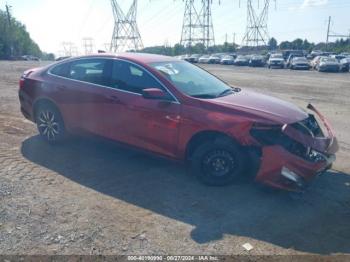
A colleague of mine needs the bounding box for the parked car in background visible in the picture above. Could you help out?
[311,56,326,69]
[179,54,191,62]
[316,57,341,72]
[198,55,210,63]
[310,50,324,59]
[249,55,265,67]
[330,54,347,61]
[220,55,235,65]
[18,53,338,191]
[340,57,350,72]
[234,55,249,66]
[286,53,304,68]
[267,53,285,69]
[22,55,40,61]
[188,54,201,63]
[56,56,71,62]
[208,55,221,64]
[290,57,310,70]
[282,50,304,61]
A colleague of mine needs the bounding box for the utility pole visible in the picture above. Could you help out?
[5,4,13,57]
[110,0,143,52]
[326,16,350,49]
[326,16,331,47]
[5,4,11,26]
[180,0,215,50]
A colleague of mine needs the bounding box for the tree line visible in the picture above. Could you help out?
[141,37,350,56]
[0,9,54,60]
[1,7,349,59]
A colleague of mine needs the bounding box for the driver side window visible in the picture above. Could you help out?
[110,60,165,95]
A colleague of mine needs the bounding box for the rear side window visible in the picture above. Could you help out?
[110,60,164,94]
[68,59,110,86]
[50,63,70,77]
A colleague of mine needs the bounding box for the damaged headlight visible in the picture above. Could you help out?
[307,150,328,163]
[250,123,310,159]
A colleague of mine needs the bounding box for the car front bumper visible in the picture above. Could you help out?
[254,104,339,191]
[293,64,310,70]
[255,145,336,191]
[319,65,339,72]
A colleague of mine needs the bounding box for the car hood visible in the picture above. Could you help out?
[206,90,308,124]
[269,58,284,62]
[320,62,339,66]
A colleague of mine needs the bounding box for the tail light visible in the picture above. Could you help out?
[19,71,33,89]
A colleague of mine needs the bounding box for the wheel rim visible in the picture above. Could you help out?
[201,150,236,178]
[38,110,59,141]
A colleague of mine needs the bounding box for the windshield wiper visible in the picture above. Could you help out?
[192,94,217,99]
[217,88,234,97]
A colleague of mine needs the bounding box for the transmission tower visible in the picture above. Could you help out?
[61,42,79,57]
[82,37,95,55]
[110,0,143,52]
[180,0,215,49]
[242,0,274,47]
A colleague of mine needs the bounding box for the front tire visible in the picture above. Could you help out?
[35,103,66,143]
[191,137,247,186]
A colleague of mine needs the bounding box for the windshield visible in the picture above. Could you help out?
[271,54,283,59]
[321,58,337,62]
[294,57,307,61]
[149,61,234,99]
[271,54,283,58]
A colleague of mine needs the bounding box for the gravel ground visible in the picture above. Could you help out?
[0,61,349,256]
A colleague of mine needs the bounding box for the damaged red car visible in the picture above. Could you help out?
[18,53,339,191]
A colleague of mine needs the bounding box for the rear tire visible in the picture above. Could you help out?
[191,137,247,186]
[35,103,66,144]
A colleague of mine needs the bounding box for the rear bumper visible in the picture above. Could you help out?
[19,89,34,122]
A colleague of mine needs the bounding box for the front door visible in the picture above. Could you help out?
[106,60,181,157]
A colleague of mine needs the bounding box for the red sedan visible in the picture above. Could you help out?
[18,53,338,191]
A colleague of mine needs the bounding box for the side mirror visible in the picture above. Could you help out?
[142,88,167,100]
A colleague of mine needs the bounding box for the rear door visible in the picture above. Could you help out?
[48,58,117,137]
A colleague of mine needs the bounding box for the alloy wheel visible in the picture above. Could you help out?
[38,110,60,141]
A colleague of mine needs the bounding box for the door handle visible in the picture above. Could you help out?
[57,86,67,91]
[108,95,120,103]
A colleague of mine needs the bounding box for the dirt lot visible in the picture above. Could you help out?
[0,61,349,256]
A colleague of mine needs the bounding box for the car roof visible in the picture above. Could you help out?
[65,53,179,64]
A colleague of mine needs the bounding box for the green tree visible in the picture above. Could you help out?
[0,9,42,59]
[268,37,278,50]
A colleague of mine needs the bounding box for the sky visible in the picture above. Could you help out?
[1,0,349,55]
